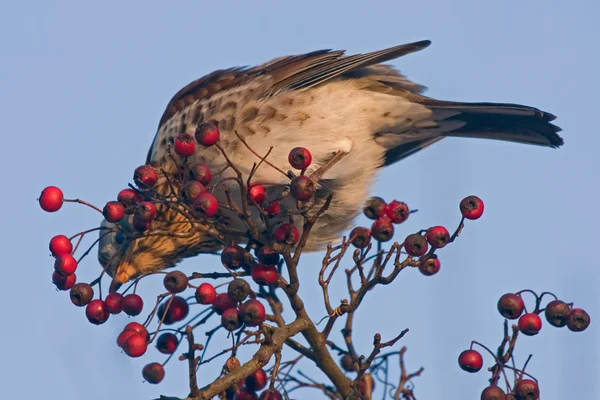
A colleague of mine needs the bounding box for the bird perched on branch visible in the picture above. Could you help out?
[98,40,563,288]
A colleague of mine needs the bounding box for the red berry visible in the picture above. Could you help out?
[85,299,110,325]
[189,163,212,185]
[259,390,282,400]
[403,233,428,256]
[39,186,64,212]
[122,293,144,316]
[265,201,280,216]
[195,283,217,305]
[340,354,357,372]
[418,256,441,276]
[195,122,220,146]
[182,181,205,202]
[193,192,219,217]
[122,333,148,358]
[54,254,78,275]
[49,235,72,257]
[132,216,151,232]
[157,296,189,325]
[497,293,525,320]
[386,200,410,224]
[239,299,266,327]
[105,293,123,314]
[514,379,539,400]
[458,349,483,373]
[227,279,251,302]
[251,264,278,286]
[142,362,165,384]
[425,226,450,248]
[363,197,387,220]
[460,195,484,220]
[249,184,267,204]
[290,175,315,201]
[274,223,299,245]
[221,245,246,270]
[566,308,591,332]
[134,201,157,223]
[174,133,196,157]
[69,283,94,307]
[480,385,506,400]
[256,247,280,265]
[544,300,570,328]
[103,201,125,223]
[349,227,371,249]
[245,368,268,391]
[52,271,76,290]
[371,216,394,242]
[288,147,312,170]
[123,321,150,341]
[163,271,189,293]
[518,313,542,336]
[221,307,241,331]
[117,330,138,348]
[117,188,143,207]
[236,389,259,400]
[212,293,238,315]
[156,332,179,354]
[134,165,158,189]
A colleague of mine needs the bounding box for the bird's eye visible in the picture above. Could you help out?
[115,232,126,245]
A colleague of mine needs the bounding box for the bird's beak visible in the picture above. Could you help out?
[108,259,138,293]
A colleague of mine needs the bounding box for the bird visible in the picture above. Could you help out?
[97,40,563,289]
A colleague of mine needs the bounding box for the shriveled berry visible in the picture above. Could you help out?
[221,245,246,270]
[158,296,189,324]
[363,197,387,220]
[252,264,278,286]
[49,235,72,257]
[182,181,205,202]
[249,184,267,204]
[426,226,450,248]
[290,175,315,201]
[103,201,125,223]
[371,216,394,242]
[85,299,110,325]
[259,390,282,400]
[175,132,196,157]
[195,283,217,305]
[212,293,237,315]
[288,147,312,170]
[122,293,144,316]
[163,271,189,293]
[156,332,179,354]
[117,188,143,207]
[256,247,280,265]
[134,201,157,223]
[460,195,484,220]
[518,313,542,336]
[70,283,94,307]
[105,292,123,314]
[193,192,219,217]
[419,256,441,276]
[514,379,539,400]
[142,362,165,384]
[122,333,148,358]
[566,308,591,332]
[189,163,212,185]
[458,349,483,373]
[221,308,241,331]
[123,321,150,341]
[480,385,506,400]
[39,186,64,212]
[195,122,220,146]
[52,271,76,290]
[134,165,158,189]
[274,223,299,245]
[246,368,268,391]
[404,233,428,256]
[239,299,266,326]
[386,200,410,224]
[497,293,525,320]
[544,300,570,328]
[349,227,371,249]
[228,279,251,302]
[340,354,357,372]
[54,254,78,275]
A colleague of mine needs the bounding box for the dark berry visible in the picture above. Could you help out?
[69,283,94,307]
[256,247,280,265]
[288,147,312,170]
[265,201,280,216]
[460,195,484,220]
[458,349,483,373]
[386,200,409,224]
[227,279,251,302]
[189,163,212,185]
[221,307,241,331]
[157,296,189,325]
[514,379,539,400]
[105,293,123,314]
[122,333,148,358]
[419,256,441,276]
[142,362,165,384]
[117,188,143,207]
[245,368,268,391]
[156,332,178,354]
[480,385,506,400]
[182,181,205,202]
[349,227,371,249]
[371,216,394,242]
[274,223,299,245]
[363,197,387,220]
[497,293,525,320]
[544,300,570,328]
[404,233,428,256]
[290,175,315,201]
[566,308,591,332]
[239,299,266,326]
[122,293,144,316]
[195,122,220,146]
[221,245,246,270]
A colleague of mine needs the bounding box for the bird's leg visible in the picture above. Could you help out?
[309,150,348,183]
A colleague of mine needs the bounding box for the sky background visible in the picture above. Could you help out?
[1,1,598,399]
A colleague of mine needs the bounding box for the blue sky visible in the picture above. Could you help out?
[2,1,598,399]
